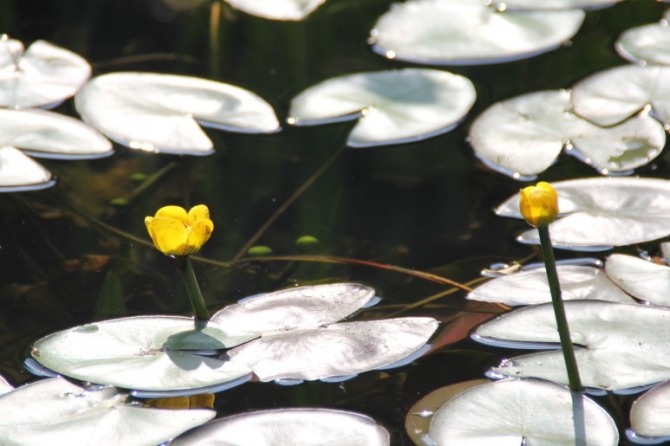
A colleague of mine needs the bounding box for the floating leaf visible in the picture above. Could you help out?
[616,13,670,66]
[75,72,280,155]
[224,0,327,20]
[489,0,623,10]
[0,377,214,446]
[605,254,670,306]
[171,408,390,445]
[469,90,664,179]
[495,177,670,250]
[468,264,636,306]
[473,300,670,390]
[429,378,618,445]
[287,68,475,147]
[368,0,584,65]
[629,381,670,443]
[31,316,254,393]
[0,39,91,109]
[226,317,439,381]
[571,65,670,127]
[0,146,54,192]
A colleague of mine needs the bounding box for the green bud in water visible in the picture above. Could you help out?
[110,197,129,207]
[247,245,273,256]
[295,235,319,247]
[130,172,148,183]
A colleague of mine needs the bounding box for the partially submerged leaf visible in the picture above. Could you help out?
[629,381,670,441]
[171,407,390,445]
[368,0,584,65]
[616,14,670,66]
[605,254,670,306]
[75,72,280,155]
[224,0,327,20]
[490,0,623,10]
[429,378,618,445]
[0,146,54,192]
[288,68,476,147]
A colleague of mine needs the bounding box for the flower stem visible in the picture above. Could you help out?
[177,256,210,322]
[538,226,583,392]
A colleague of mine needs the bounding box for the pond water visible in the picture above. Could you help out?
[4,0,670,444]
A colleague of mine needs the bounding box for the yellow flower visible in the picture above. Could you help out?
[519,181,559,228]
[145,205,213,256]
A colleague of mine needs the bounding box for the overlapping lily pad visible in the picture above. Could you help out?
[489,0,624,11]
[495,177,670,250]
[429,378,618,445]
[615,11,670,66]
[0,377,214,446]
[287,68,476,147]
[628,381,670,443]
[224,0,327,20]
[605,254,670,306]
[75,72,280,155]
[170,408,390,445]
[0,39,91,109]
[368,0,584,65]
[469,90,664,179]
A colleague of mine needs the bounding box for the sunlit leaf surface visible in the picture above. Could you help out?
[287,68,476,147]
[629,381,670,442]
[0,378,214,446]
[226,317,439,381]
[171,408,390,445]
[495,177,670,250]
[616,12,670,66]
[429,378,618,446]
[75,72,280,155]
[473,300,670,390]
[224,0,327,20]
[571,65,670,126]
[368,0,584,65]
[0,146,54,192]
[489,0,623,10]
[31,316,254,392]
[605,254,670,306]
[469,90,664,179]
[468,264,636,306]
[0,39,91,109]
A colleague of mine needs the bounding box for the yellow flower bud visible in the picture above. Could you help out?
[145,204,214,256]
[519,181,559,228]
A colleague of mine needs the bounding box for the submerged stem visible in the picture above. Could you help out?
[538,226,583,392]
[177,256,210,322]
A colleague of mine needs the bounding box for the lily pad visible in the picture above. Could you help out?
[0,377,214,446]
[0,39,91,109]
[31,316,254,393]
[170,408,390,445]
[468,264,636,306]
[629,381,670,443]
[473,300,670,390]
[468,90,665,179]
[368,0,584,65]
[495,177,670,250]
[605,254,670,306]
[287,68,476,147]
[616,12,670,66]
[0,146,54,192]
[571,65,670,127]
[225,317,440,381]
[75,72,280,155]
[429,378,618,445]
[224,0,327,20]
[489,0,623,11]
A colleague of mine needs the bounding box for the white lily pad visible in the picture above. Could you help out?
[473,300,670,390]
[469,90,665,179]
[368,0,584,65]
[287,68,476,147]
[31,316,255,393]
[225,317,439,381]
[571,65,670,127]
[495,177,670,250]
[489,0,623,11]
[0,39,91,109]
[605,254,670,306]
[468,264,636,306]
[629,381,670,442]
[0,377,214,446]
[75,72,280,155]
[224,0,327,20]
[0,146,54,192]
[171,408,390,445]
[616,17,670,66]
[211,282,377,336]
[429,378,618,445]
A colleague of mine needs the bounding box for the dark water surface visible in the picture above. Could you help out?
[3,0,669,444]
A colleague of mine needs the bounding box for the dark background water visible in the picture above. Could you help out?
[2,0,669,444]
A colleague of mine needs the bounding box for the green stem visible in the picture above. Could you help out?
[538,226,583,392]
[177,256,210,322]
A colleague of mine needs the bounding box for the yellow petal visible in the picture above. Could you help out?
[146,217,189,255]
[154,205,188,224]
[184,219,214,255]
[519,181,559,228]
[187,204,210,224]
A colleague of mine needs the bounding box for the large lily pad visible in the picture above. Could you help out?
[171,408,390,445]
[605,254,670,306]
[629,381,670,443]
[473,300,670,390]
[0,39,91,109]
[469,90,664,179]
[429,378,618,445]
[0,377,214,446]
[616,12,670,66]
[224,0,327,20]
[75,72,280,155]
[489,0,623,10]
[468,264,636,306]
[287,68,476,147]
[0,146,54,192]
[495,177,670,250]
[368,0,584,65]
[31,316,254,393]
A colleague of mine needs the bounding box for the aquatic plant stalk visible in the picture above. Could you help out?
[178,256,210,321]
